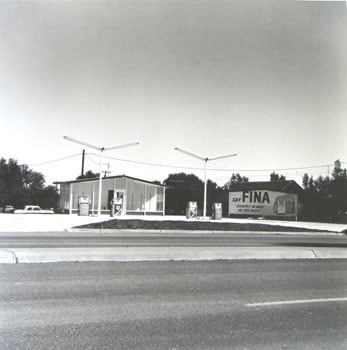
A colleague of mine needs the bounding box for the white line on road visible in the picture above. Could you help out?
[247,297,347,307]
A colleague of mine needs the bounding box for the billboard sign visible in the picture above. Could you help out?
[228,190,297,217]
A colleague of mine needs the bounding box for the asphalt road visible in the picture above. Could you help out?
[0,231,346,249]
[0,260,346,349]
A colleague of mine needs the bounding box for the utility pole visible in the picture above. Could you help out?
[81,149,85,177]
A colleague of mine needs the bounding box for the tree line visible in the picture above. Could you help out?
[301,160,346,222]
[1,157,346,222]
[0,158,58,210]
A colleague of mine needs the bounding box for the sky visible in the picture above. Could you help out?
[1,0,346,187]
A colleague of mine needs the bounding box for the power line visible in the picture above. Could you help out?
[210,164,334,172]
[85,154,109,166]
[30,153,81,167]
[88,153,204,171]
[88,152,337,173]
[29,151,343,177]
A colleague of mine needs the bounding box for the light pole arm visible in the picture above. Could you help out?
[174,147,205,161]
[63,136,102,151]
[63,136,139,153]
[104,142,139,151]
[208,153,237,162]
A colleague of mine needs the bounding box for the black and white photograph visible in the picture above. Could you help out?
[0,0,346,349]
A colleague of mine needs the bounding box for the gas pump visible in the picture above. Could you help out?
[78,197,90,216]
[186,201,197,219]
[212,203,222,220]
[110,192,124,217]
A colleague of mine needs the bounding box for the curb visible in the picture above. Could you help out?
[0,249,17,263]
[68,228,345,236]
[1,247,347,264]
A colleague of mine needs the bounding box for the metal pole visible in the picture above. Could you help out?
[69,183,73,215]
[163,186,166,216]
[63,136,139,217]
[91,183,95,216]
[203,159,208,219]
[97,150,103,216]
[144,183,147,215]
[174,147,236,220]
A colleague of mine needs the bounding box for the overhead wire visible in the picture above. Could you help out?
[89,153,204,171]
[29,151,343,180]
[30,153,81,167]
[88,152,337,174]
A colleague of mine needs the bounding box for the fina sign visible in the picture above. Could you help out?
[228,190,298,217]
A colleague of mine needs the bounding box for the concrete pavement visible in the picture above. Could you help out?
[0,213,346,263]
[1,260,346,349]
[1,213,347,233]
[1,246,347,264]
[0,213,107,232]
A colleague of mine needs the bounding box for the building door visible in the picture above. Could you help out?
[108,190,114,210]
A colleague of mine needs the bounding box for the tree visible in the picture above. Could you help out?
[164,173,204,215]
[301,160,347,222]
[76,170,99,180]
[0,158,58,209]
[164,173,221,216]
[332,159,346,180]
[270,172,286,182]
[330,159,347,219]
[37,185,59,210]
[224,173,249,189]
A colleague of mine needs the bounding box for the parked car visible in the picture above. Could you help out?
[2,205,15,213]
[14,205,54,214]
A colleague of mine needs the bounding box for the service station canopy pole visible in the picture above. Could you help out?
[174,147,237,219]
[63,136,139,216]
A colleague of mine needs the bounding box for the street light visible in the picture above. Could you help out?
[63,136,139,216]
[174,147,237,219]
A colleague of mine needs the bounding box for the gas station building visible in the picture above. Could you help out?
[55,175,165,216]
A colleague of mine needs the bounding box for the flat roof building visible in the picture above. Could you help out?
[54,175,165,216]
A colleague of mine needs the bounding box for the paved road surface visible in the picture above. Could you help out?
[0,231,346,248]
[1,260,346,349]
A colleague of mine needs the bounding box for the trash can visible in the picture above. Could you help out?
[212,203,222,220]
[78,197,90,216]
[186,201,197,219]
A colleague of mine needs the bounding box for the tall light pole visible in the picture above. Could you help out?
[174,147,237,219]
[63,136,139,216]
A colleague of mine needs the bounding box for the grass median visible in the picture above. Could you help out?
[75,218,324,232]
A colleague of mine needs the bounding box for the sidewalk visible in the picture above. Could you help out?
[0,213,346,233]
